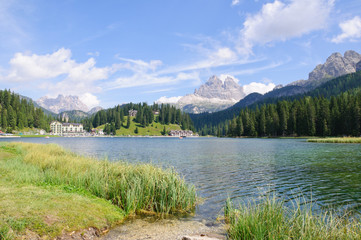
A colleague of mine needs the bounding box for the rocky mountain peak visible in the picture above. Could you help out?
[176,75,246,113]
[344,50,361,61]
[308,50,361,84]
[36,94,89,114]
[194,75,245,100]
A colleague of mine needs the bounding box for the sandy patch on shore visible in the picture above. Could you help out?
[101,217,226,240]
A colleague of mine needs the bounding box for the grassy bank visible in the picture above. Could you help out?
[0,142,196,239]
[97,116,185,136]
[307,137,361,143]
[225,196,361,240]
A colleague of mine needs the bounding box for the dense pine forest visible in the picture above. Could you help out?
[0,89,52,132]
[195,71,361,137]
[82,102,194,134]
[218,91,361,137]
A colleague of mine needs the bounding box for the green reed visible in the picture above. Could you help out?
[225,196,361,240]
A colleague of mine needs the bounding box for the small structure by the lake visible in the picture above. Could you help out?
[91,128,104,136]
[169,130,195,137]
[50,121,84,136]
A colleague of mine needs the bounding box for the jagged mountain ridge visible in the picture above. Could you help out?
[176,75,246,113]
[36,95,103,115]
[289,50,361,88]
[37,95,89,114]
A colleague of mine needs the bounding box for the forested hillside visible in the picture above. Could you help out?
[82,102,194,134]
[222,91,360,137]
[0,89,52,132]
[194,71,361,136]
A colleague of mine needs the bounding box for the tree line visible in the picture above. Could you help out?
[200,90,361,137]
[0,89,52,132]
[82,102,194,134]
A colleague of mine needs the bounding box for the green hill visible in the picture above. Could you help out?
[97,116,183,136]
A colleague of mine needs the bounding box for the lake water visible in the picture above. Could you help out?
[2,137,361,221]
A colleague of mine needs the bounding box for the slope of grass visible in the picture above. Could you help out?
[0,142,196,239]
[225,196,361,240]
[99,116,184,136]
[307,137,361,143]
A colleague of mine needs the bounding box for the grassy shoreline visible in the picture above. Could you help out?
[307,137,361,143]
[0,142,196,239]
[225,196,361,240]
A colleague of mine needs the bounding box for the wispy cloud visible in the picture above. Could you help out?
[331,16,361,43]
[231,0,240,6]
[0,0,32,48]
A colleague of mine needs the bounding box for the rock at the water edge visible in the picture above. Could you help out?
[182,234,223,240]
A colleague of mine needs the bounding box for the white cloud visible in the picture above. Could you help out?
[231,0,240,6]
[79,93,100,108]
[243,82,276,95]
[0,48,115,107]
[331,16,361,43]
[239,0,334,55]
[155,96,182,104]
[5,48,111,83]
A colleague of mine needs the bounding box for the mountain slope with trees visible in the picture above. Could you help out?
[194,70,361,136]
[0,89,53,132]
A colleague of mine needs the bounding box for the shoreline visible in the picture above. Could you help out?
[0,142,196,239]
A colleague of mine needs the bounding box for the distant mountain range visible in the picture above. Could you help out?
[190,50,361,130]
[164,50,361,114]
[16,50,361,125]
[36,95,101,114]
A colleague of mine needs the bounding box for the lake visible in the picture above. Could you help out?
[2,137,361,221]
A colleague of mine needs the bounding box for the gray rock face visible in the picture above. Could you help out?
[36,95,89,114]
[88,106,103,115]
[177,75,246,113]
[356,60,361,72]
[194,75,245,100]
[307,50,361,85]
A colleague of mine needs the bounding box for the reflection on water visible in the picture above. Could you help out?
[2,137,361,219]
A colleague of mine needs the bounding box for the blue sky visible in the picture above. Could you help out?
[0,0,361,108]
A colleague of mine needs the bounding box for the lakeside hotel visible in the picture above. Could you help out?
[50,121,84,136]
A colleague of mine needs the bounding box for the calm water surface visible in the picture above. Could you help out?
[2,137,361,220]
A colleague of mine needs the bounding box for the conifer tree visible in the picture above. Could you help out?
[126,115,131,128]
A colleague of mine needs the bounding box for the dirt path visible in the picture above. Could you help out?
[101,217,227,240]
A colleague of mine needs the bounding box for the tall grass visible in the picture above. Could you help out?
[225,196,361,240]
[5,142,196,215]
[308,137,361,143]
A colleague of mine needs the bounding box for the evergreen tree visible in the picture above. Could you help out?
[115,112,121,129]
[2,109,8,129]
[126,115,131,128]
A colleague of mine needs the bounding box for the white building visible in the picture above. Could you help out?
[50,121,63,135]
[169,130,194,137]
[50,121,84,136]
